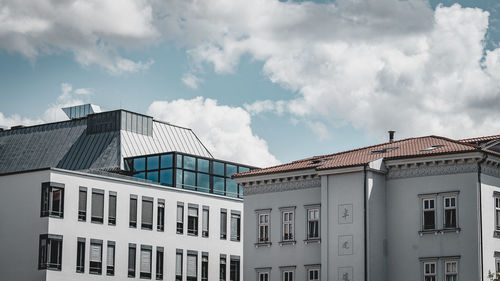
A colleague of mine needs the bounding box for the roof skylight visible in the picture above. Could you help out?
[420,145,444,151]
[371,147,398,154]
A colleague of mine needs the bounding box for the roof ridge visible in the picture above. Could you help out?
[459,134,500,142]
[429,135,481,149]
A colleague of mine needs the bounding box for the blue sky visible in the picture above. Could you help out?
[0,0,499,166]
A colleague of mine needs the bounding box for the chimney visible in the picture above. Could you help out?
[388,130,395,142]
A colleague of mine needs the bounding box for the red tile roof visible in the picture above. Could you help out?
[459,135,500,144]
[233,135,480,178]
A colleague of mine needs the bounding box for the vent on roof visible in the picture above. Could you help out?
[371,147,398,154]
[10,125,25,130]
[420,145,444,151]
[311,158,331,164]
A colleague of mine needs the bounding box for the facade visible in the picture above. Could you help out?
[0,104,252,281]
[234,134,500,281]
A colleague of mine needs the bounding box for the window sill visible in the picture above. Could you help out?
[304,238,321,244]
[279,240,296,246]
[254,242,272,248]
[419,228,461,236]
[187,233,199,237]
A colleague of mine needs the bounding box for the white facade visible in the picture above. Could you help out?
[0,168,243,281]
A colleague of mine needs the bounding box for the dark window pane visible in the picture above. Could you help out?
[214,176,225,195]
[108,194,116,225]
[134,172,146,179]
[176,154,183,168]
[160,169,173,186]
[198,159,209,173]
[213,161,225,176]
[226,164,237,177]
[91,192,104,223]
[176,169,183,188]
[147,171,159,182]
[184,156,196,170]
[147,156,159,170]
[238,166,250,173]
[161,154,173,169]
[238,185,243,198]
[197,173,210,192]
[226,179,238,198]
[184,171,196,190]
[444,209,456,228]
[134,158,146,172]
[423,211,435,230]
[142,200,153,230]
[130,198,137,228]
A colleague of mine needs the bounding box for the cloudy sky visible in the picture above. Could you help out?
[0,0,499,167]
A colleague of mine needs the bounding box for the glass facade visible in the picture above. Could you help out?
[125,152,253,199]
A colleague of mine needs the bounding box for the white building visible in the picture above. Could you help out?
[234,134,500,281]
[0,105,252,281]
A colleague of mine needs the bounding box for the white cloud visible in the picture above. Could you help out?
[147,97,280,167]
[244,100,286,116]
[181,73,203,89]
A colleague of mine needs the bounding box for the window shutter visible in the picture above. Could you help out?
[107,246,114,266]
[130,199,137,222]
[91,193,104,218]
[176,253,182,275]
[187,255,197,277]
[177,206,183,222]
[109,195,116,218]
[140,250,151,273]
[188,207,198,217]
[79,190,86,211]
[142,201,153,224]
[90,243,102,262]
[128,247,136,271]
[203,210,209,231]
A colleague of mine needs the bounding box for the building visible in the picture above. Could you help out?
[233,134,500,281]
[0,104,253,281]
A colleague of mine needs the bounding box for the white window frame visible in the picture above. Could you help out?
[444,260,458,281]
[423,261,436,281]
[258,213,270,243]
[443,196,458,229]
[281,207,295,242]
[257,271,270,281]
[495,196,500,232]
[306,207,320,240]
[422,198,436,231]
[306,266,320,281]
[282,270,294,281]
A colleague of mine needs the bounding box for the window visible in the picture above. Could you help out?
[40,182,64,218]
[445,261,457,281]
[158,199,165,231]
[177,203,184,234]
[140,245,152,279]
[220,255,227,281]
[128,244,136,277]
[283,271,294,281]
[282,210,295,241]
[202,253,208,281]
[496,259,500,279]
[259,272,270,281]
[107,241,115,276]
[230,256,240,281]
[203,207,209,237]
[187,252,198,281]
[156,247,164,280]
[130,195,138,228]
[91,189,104,224]
[108,192,117,225]
[444,196,457,229]
[258,213,270,243]
[76,238,85,273]
[307,208,320,239]
[231,212,241,242]
[496,197,500,232]
[176,250,183,281]
[38,234,63,270]
[142,197,154,230]
[221,209,227,239]
[89,239,103,274]
[78,187,87,221]
[423,262,436,281]
[307,268,320,281]
[188,205,199,236]
[422,198,436,230]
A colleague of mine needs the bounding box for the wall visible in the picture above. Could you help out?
[367,171,387,281]
[480,169,500,280]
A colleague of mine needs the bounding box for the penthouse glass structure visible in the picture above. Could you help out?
[125,152,252,198]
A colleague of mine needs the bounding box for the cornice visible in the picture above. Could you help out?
[482,160,500,178]
[243,177,321,196]
[387,160,479,180]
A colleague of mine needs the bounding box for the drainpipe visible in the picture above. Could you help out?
[364,164,368,281]
[478,153,487,281]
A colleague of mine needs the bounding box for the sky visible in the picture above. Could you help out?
[0,0,499,167]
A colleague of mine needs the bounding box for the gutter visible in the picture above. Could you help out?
[477,153,487,281]
[364,164,368,281]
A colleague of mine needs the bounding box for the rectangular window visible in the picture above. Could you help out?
[78,187,87,221]
[142,197,154,230]
[76,238,85,273]
[107,242,115,276]
[445,261,457,281]
[158,199,165,231]
[307,208,320,239]
[108,192,117,225]
[258,213,270,242]
[423,262,436,281]
[231,212,241,242]
[91,189,104,224]
[177,203,184,234]
[140,245,152,279]
[307,268,320,281]
[202,207,209,237]
[282,211,294,241]
[444,196,457,229]
[40,182,64,218]
[202,253,209,281]
[128,244,136,277]
[496,259,500,279]
[422,198,436,230]
[176,250,183,281]
[188,205,199,236]
[187,252,198,281]
[89,240,103,274]
[156,247,164,280]
[221,209,227,239]
[230,256,240,281]
[283,271,294,281]
[496,197,500,232]
[130,195,138,228]
[259,272,269,281]
[220,255,227,281]
[38,234,63,270]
